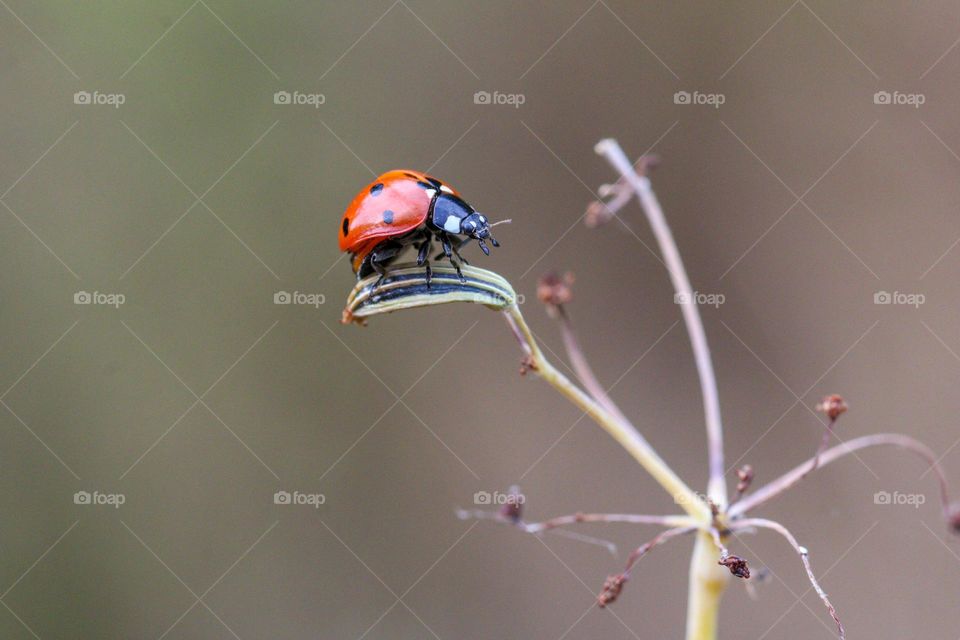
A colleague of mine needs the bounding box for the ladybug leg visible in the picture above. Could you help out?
[450,237,471,265]
[416,236,433,288]
[438,232,465,283]
[368,242,402,289]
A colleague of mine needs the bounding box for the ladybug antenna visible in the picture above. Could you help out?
[488,218,512,227]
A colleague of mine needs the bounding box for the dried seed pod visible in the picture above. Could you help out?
[719,555,750,579]
[536,271,575,309]
[597,573,627,607]
[816,394,848,421]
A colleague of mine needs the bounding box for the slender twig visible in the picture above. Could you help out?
[801,417,836,480]
[707,527,730,559]
[596,139,727,507]
[502,305,712,521]
[624,526,697,575]
[598,526,697,607]
[730,433,952,518]
[523,511,695,533]
[556,305,634,426]
[455,507,621,553]
[456,507,698,555]
[731,518,844,640]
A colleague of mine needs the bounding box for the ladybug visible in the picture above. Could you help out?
[339,170,500,285]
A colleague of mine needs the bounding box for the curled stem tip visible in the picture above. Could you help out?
[342,263,517,324]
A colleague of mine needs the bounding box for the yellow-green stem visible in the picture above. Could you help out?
[685,532,729,640]
[506,305,711,522]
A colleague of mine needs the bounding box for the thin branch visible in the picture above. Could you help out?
[595,139,727,507]
[707,526,730,558]
[804,395,847,478]
[556,305,634,426]
[731,518,844,640]
[802,416,836,479]
[455,507,620,553]
[502,306,712,521]
[624,526,697,575]
[598,526,697,607]
[730,433,952,518]
[586,155,660,227]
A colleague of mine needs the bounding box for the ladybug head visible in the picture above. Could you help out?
[460,212,500,255]
[433,192,502,255]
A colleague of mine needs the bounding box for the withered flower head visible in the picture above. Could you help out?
[597,573,627,607]
[719,555,750,579]
[736,464,755,494]
[537,271,575,309]
[816,394,848,421]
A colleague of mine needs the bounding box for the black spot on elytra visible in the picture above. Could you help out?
[416,181,432,190]
[404,172,418,179]
[382,210,395,224]
[370,183,384,196]
[342,217,350,236]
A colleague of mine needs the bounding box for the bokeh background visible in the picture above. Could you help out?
[2,1,960,638]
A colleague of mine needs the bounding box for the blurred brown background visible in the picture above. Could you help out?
[2,1,960,638]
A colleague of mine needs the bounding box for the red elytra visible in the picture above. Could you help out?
[339,170,461,274]
[338,170,499,283]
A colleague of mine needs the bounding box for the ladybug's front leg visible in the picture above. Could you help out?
[438,232,465,283]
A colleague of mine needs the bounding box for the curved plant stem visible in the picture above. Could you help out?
[503,305,711,522]
[555,306,634,427]
[596,139,727,507]
[732,518,844,639]
[624,526,697,574]
[730,433,952,518]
